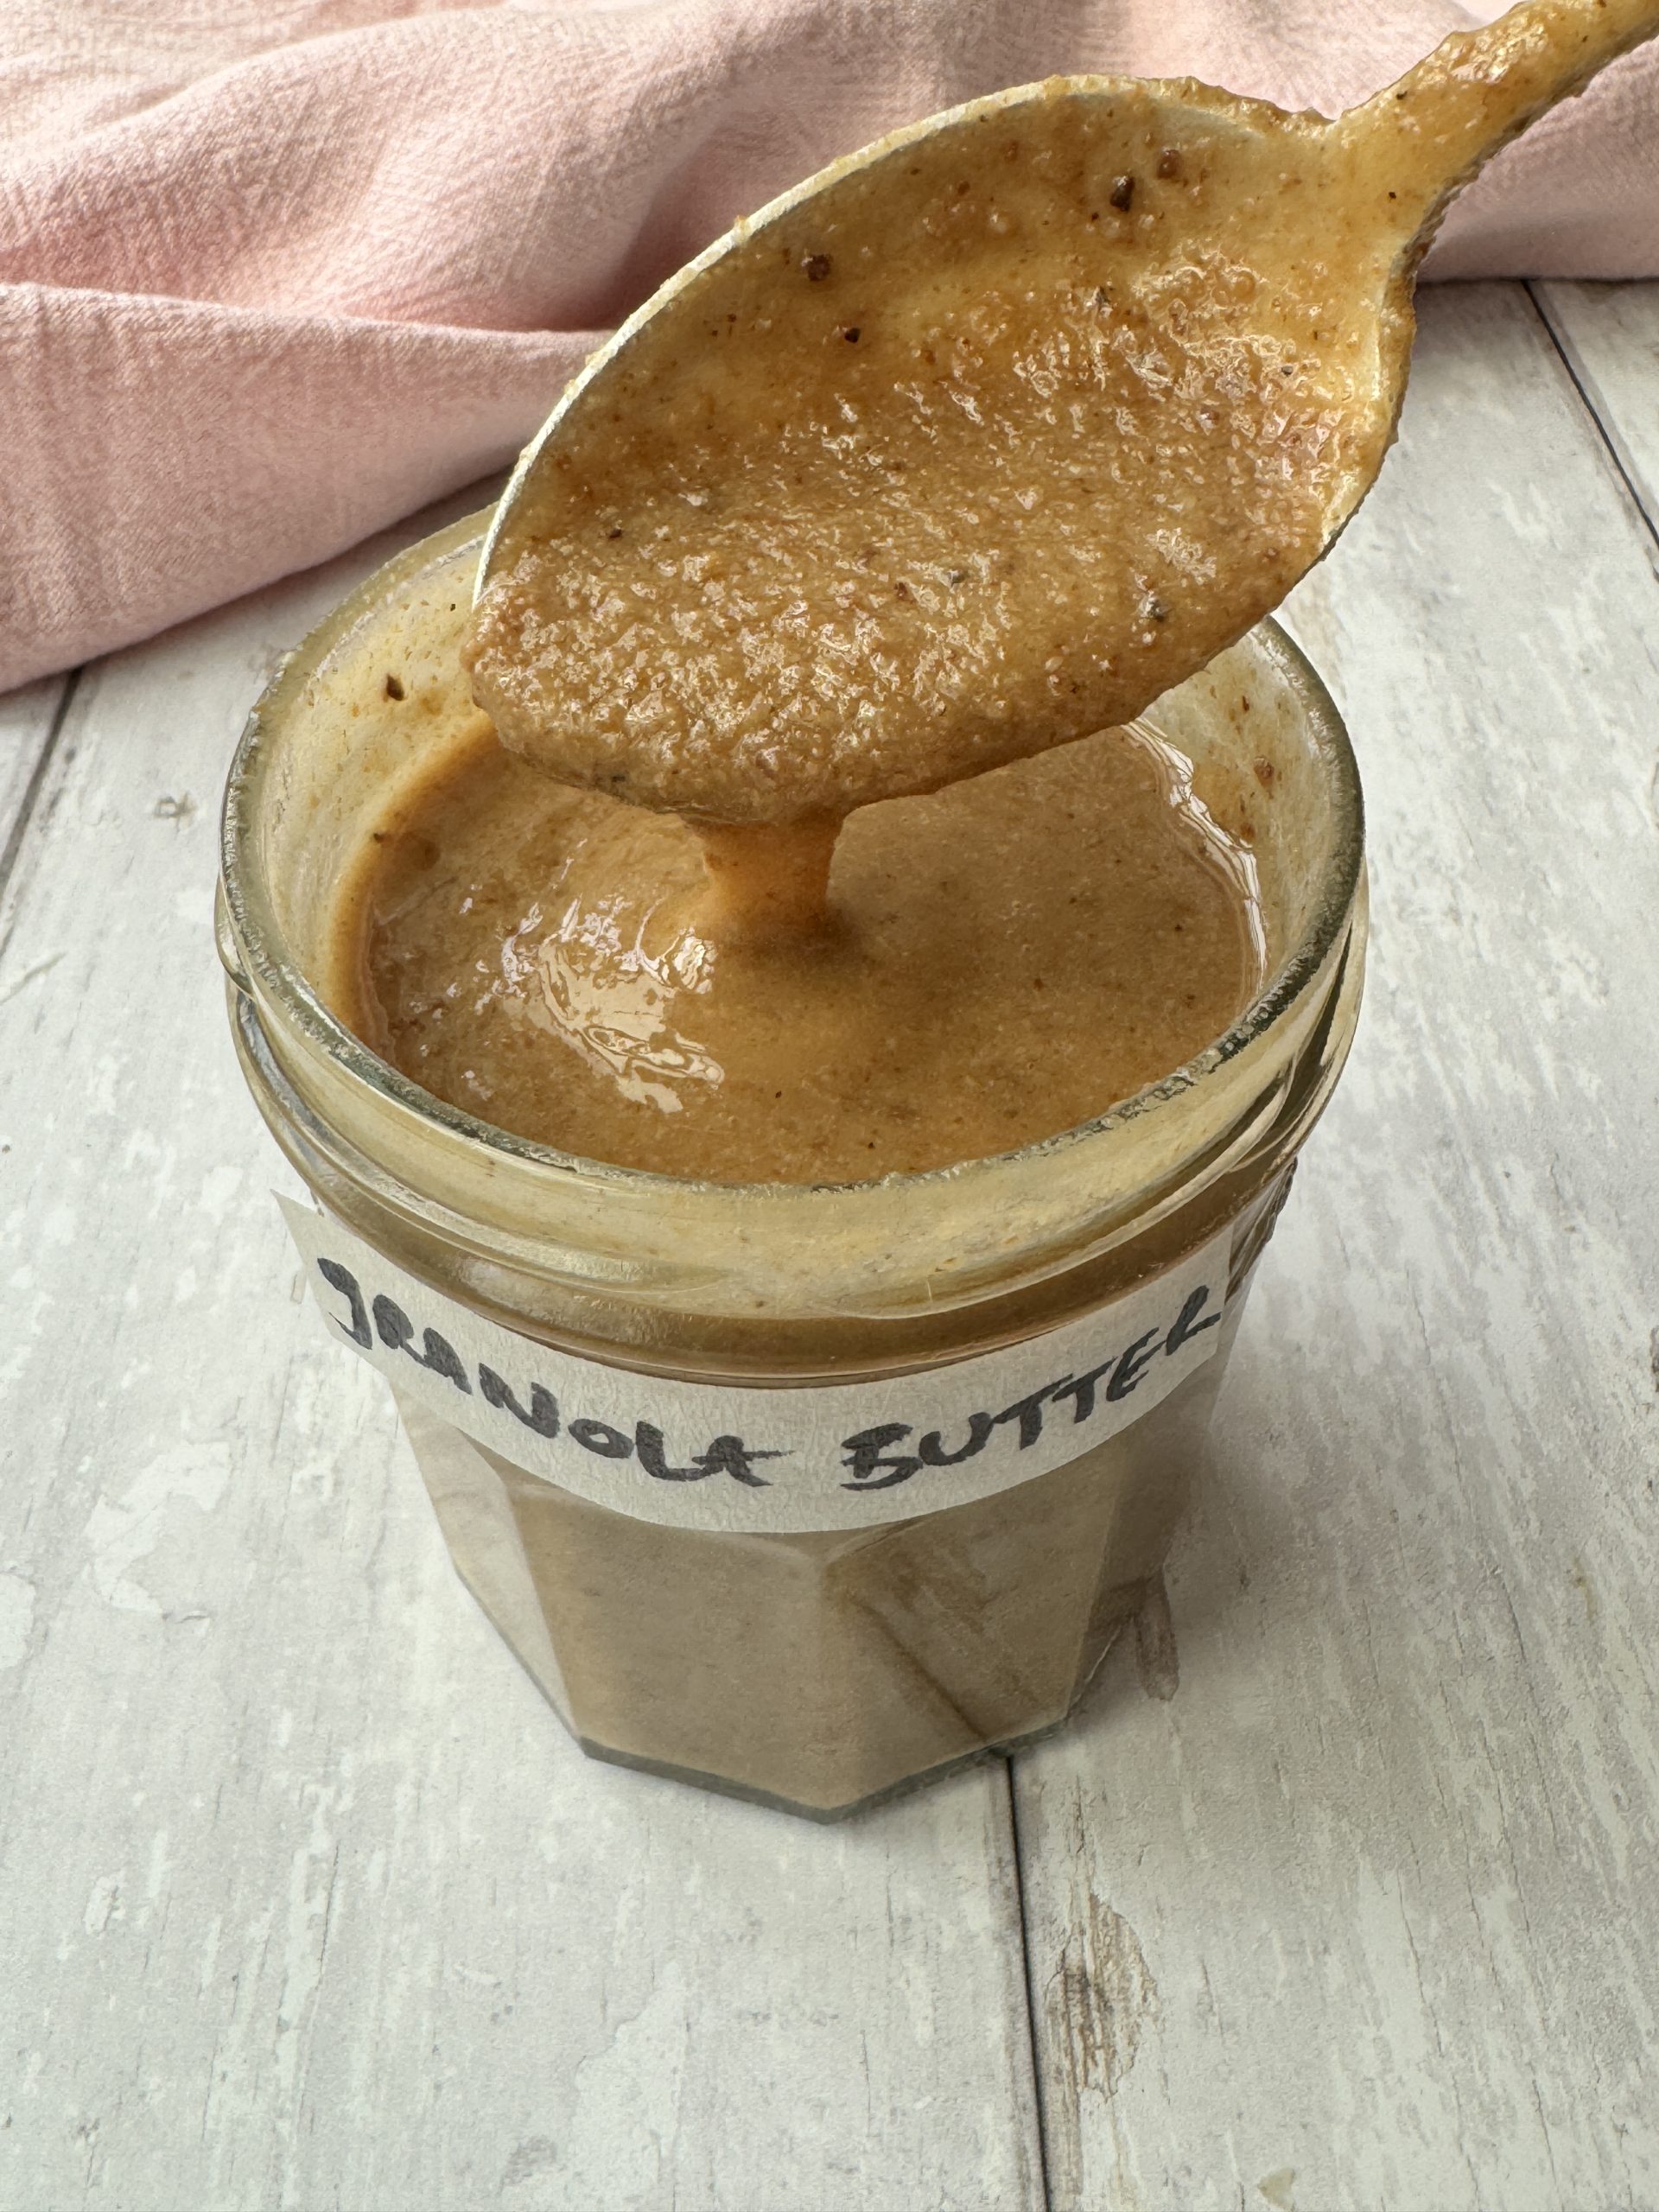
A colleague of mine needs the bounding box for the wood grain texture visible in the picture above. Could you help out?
[1014,282,1659,2211]
[1535,279,1659,532]
[0,493,1043,2212]
[0,675,68,899]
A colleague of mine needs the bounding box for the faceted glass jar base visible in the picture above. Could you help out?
[396,1279,1255,1821]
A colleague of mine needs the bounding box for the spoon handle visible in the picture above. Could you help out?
[1337,0,1659,257]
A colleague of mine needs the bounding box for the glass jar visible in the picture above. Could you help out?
[217,510,1364,1819]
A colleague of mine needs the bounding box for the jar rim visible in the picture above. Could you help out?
[220,511,1363,1207]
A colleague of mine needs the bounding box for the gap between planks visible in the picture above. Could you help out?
[1006,1755,1057,2212]
[0,667,79,935]
[1527,281,1659,548]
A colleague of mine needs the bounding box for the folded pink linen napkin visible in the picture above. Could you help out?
[2,0,1654,693]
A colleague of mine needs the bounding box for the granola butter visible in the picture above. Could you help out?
[464,86,1368,829]
[466,3,1658,834]
[329,664,1265,1185]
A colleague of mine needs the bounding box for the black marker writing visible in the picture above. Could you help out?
[992,1380,1071,1450]
[838,1277,1224,1490]
[690,1436,784,1489]
[841,1423,923,1489]
[634,1422,700,1479]
[369,1292,472,1393]
[1165,1284,1222,1355]
[918,1413,995,1466]
[316,1258,372,1347]
[569,1417,632,1459]
[1103,1326,1160,1403]
[311,1239,1224,1509]
[1051,1357,1116,1424]
[479,1365,560,1438]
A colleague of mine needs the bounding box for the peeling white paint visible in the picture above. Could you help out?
[0,1570,36,1671]
[84,1446,231,1616]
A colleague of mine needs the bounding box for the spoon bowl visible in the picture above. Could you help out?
[467,0,1658,823]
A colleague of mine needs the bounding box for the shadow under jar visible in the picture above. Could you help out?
[218,510,1365,1820]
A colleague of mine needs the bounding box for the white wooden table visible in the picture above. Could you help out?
[3,280,1656,2212]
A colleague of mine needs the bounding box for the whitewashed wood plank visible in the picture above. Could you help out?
[1534,278,1659,532]
[1014,281,1659,2211]
[0,489,1043,2212]
[0,674,68,893]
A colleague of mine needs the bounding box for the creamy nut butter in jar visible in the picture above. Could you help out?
[218,512,1364,1819]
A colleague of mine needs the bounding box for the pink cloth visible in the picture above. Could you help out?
[2,0,1655,694]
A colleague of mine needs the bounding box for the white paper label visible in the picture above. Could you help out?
[281,1198,1232,1534]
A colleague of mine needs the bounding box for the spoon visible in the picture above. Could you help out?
[467,0,1659,825]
